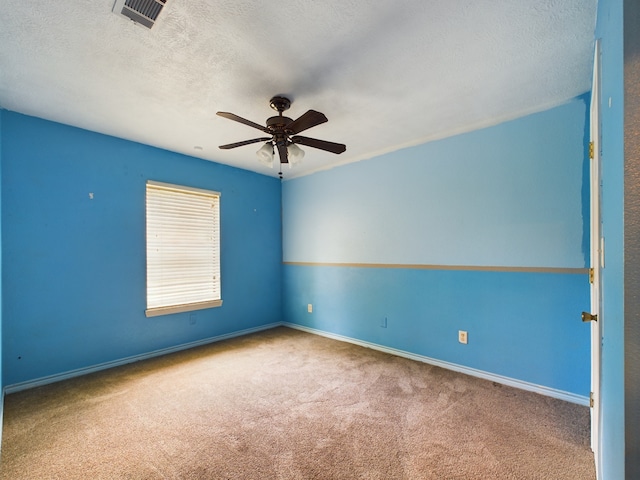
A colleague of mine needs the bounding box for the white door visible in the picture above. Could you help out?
[588,38,603,471]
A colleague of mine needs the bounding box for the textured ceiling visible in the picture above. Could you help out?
[0,1,597,179]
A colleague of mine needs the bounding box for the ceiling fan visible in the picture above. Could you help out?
[217,96,346,178]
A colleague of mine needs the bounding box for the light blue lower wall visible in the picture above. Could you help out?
[2,112,282,387]
[283,98,591,397]
[284,265,590,396]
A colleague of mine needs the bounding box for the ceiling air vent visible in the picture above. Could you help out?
[113,0,167,29]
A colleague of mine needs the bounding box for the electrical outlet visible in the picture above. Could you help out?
[458,330,468,344]
[307,304,313,313]
[381,317,387,328]
[189,313,197,325]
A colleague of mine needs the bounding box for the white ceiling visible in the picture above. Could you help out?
[0,0,597,179]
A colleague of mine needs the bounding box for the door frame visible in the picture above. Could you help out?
[589,37,603,475]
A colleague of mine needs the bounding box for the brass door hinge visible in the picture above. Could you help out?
[589,141,594,159]
[590,392,594,408]
[589,268,594,284]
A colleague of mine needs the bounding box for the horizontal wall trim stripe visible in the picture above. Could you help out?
[3,323,282,394]
[282,322,590,407]
[284,261,589,274]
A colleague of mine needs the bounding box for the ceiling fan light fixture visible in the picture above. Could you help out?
[287,143,305,166]
[256,142,275,168]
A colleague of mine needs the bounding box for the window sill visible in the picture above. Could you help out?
[145,300,223,317]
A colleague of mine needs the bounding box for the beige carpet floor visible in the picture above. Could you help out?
[1,327,595,479]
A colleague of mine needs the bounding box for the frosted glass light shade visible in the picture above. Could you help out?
[287,143,305,166]
[256,142,274,168]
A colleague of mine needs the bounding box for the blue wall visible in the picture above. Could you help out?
[283,98,591,397]
[596,0,625,478]
[0,109,4,441]
[1,112,282,386]
[285,98,590,269]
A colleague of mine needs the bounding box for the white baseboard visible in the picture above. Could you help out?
[3,322,283,394]
[0,388,4,453]
[4,321,589,407]
[282,323,590,406]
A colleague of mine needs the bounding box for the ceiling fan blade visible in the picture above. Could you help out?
[218,137,271,150]
[291,136,346,154]
[286,110,328,135]
[216,112,268,132]
[276,142,289,164]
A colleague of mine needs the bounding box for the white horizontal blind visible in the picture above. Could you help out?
[146,181,221,317]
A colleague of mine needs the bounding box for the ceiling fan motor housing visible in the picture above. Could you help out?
[266,116,295,138]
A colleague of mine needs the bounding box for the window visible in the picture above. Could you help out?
[146,181,221,317]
